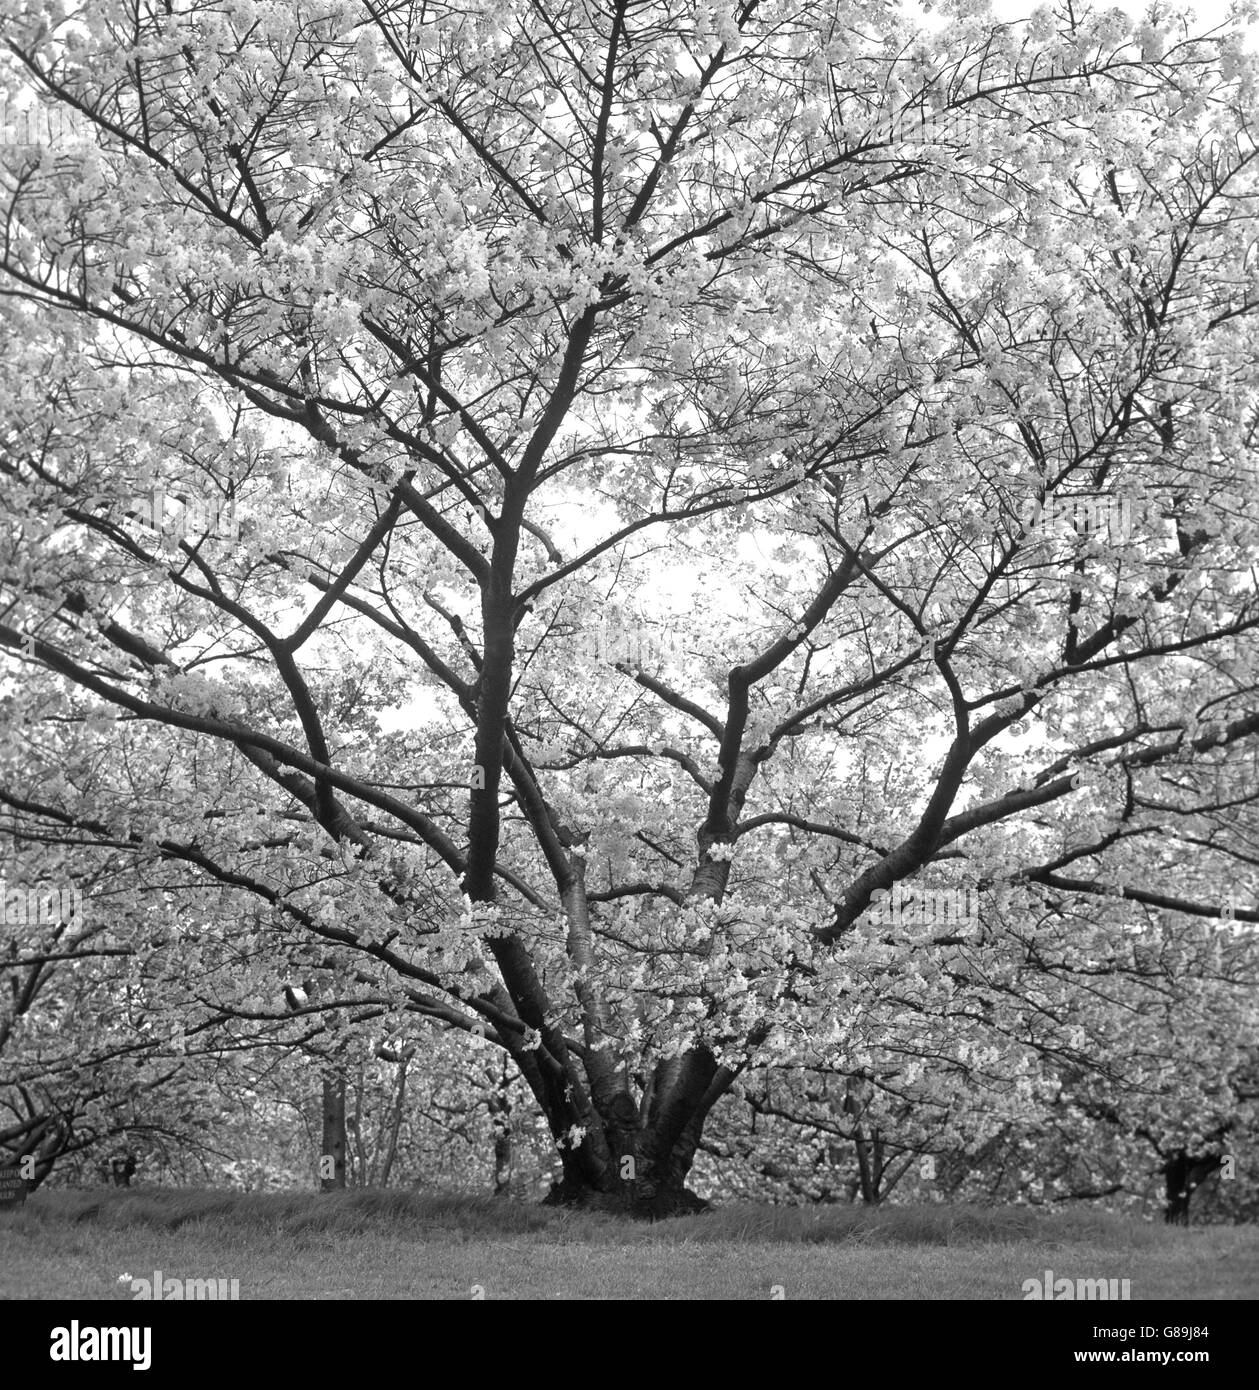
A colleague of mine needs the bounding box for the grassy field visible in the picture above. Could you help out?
[2,1189,1255,1300]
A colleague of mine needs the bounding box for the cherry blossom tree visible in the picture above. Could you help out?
[1,0,1257,1212]
[694,902,1259,1216]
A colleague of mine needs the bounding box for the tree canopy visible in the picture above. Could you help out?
[1,0,1257,1214]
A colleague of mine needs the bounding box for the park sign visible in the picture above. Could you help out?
[0,1164,28,1206]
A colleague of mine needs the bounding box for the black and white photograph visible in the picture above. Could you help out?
[0,0,1256,1352]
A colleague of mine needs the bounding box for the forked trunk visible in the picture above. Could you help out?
[539,1044,721,1218]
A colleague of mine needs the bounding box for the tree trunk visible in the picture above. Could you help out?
[463,628,749,1217]
[1162,1150,1222,1225]
[844,1073,880,1203]
[487,1059,513,1197]
[854,1125,878,1204]
[538,1045,719,1217]
[540,1163,710,1217]
[109,1151,137,1187]
[346,1061,367,1186]
[320,1070,347,1191]
[378,1056,409,1190]
[542,841,755,1217]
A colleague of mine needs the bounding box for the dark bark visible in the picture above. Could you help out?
[541,1169,710,1219]
[377,1055,409,1189]
[493,1128,513,1197]
[320,1069,347,1191]
[1162,1150,1222,1225]
[109,1150,137,1187]
[843,1073,883,1203]
[487,1060,513,1197]
[536,1055,719,1219]
[853,1126,879,1204]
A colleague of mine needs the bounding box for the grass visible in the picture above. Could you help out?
[2,1188,1255,1300]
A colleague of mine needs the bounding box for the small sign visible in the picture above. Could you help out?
[0,1164,28,1206]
